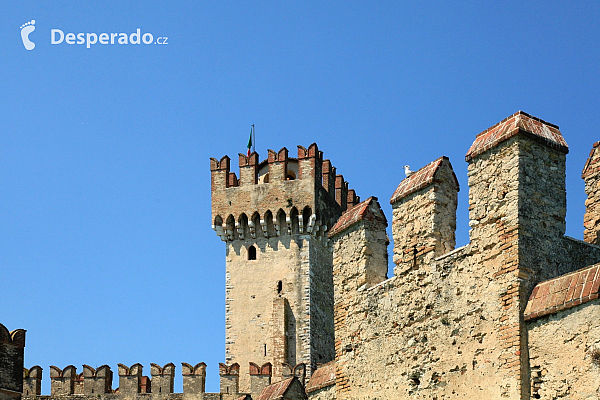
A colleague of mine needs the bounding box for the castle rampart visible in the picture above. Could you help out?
[9,112,600,400]
[327,111,600,399]
[21,361,300,400]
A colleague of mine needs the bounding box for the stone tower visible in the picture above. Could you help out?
[210,143,359,392]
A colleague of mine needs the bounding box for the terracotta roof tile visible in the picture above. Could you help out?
[328,197,386,238]
[465,111,568,162]
[524,262,600,321]
[582,141,600,178]
[255,378,294,400]
[305,361,336,393]
[390,156,457,204]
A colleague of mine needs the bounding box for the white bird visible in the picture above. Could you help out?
[403,165,414,178]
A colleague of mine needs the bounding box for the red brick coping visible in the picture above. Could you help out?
[524,263,600,321]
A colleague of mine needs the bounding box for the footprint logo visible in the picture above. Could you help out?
[20,20,36,50]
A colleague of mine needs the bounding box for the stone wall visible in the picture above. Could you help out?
[390,156,458,275]
[0,324,25,400]
[583,141,600,245]
[305,386,334,400]
[329,112,600,399]
[224,235,332,391]
[211,144,352,392]
[329,198,388,398]
[528,300,600,399]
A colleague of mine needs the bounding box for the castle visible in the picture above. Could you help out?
[3,111,600,399]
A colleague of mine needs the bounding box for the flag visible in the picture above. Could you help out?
[247,128,253,156]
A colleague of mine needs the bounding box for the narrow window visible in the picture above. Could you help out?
[277,280,283,294]
[248,245,257,260]
[263,344,267,356]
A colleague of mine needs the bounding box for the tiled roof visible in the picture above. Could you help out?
[305,361,336,393]
[524,263,600,321]
[465,111,568,162]
[255,378,294,400]
[390,157,457,204]
[328,197,386,238]
[582,141,600,178]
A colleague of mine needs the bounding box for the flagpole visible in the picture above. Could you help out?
[252,124,255,154]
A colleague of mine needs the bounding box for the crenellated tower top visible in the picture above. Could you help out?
[210,143,359,242]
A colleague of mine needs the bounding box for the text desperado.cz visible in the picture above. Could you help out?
[51,29,167,48]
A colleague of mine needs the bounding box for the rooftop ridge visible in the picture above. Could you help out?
[465,111,568,161]
[390,156,457,204]
[475,111,560,138]
[305,361,335,393]
[328,196,386,237]
[255,377,295,400]
[582,141,600,178]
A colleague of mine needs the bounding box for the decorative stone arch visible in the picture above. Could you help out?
[238,213,249,240]
[289,207,300,233]
[250,212,261,238]
[302,206,313,233]
[264,210,275,237]
[225,214,236,241]
[276,209,287,236]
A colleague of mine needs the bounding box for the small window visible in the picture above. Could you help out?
[248,245,257,260]
[277,280,283,294]
[286,171,296,180]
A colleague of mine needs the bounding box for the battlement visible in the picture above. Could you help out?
[211,144,359,244]
[12,112,600,400]
[328,112,600,399]
[22,362,307,400]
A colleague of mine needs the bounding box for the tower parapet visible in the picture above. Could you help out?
[210,143,358,243]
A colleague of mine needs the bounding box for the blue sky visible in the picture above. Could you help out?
[1,0,599,393]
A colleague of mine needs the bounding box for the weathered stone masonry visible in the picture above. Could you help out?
[210,144,358,393]
[328,111,600,399]
[9,111,600,400]
[0,323,25,400]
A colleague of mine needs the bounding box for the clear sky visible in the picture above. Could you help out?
[1,0,599,393]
